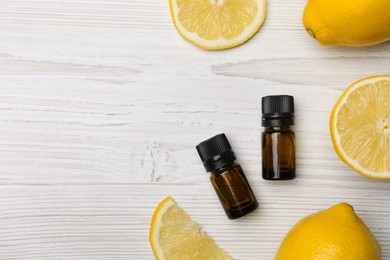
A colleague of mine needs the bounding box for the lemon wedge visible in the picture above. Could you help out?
[169,0,266,50]
[330,75,390,179]
[149,196,231,259]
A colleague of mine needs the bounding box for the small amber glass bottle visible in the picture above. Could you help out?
[196,134,258,219]
[262,95,296,180]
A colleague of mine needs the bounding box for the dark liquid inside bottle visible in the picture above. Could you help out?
[196,133,258,219]
[262,126,295,180]
[211,162,258,219]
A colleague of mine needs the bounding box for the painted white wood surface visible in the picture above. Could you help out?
[0,0,390,259]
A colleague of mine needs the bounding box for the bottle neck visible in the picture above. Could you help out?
[264,125,293,133]
[211,162,238,175]
[262,114,294,127]
[202,150,236,172]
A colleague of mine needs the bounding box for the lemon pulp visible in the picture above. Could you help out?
[331,76,390,179]
[149,196,231,259]
[170,0,266,50]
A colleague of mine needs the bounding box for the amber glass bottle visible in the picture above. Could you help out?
[261,95,296,180]
[196,134,258,219]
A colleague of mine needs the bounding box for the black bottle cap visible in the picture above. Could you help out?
[196,133,236,172]
[262,95,294,126]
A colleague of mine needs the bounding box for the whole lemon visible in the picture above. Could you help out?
[275,203,382,260]
[303,0,390,46]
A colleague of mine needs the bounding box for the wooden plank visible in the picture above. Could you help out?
[0,184,389,259]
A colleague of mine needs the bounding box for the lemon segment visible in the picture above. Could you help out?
[330,76,390,179]
[149,196,231,260]
[170,0,266,50]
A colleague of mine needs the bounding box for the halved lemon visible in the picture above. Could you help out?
[330,76,390,179]
[149,196,231,259]
[169,0,266,50]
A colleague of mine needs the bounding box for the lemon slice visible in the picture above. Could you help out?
[169,0,266,50]
[149,196,231,259]
[330,75,390,179]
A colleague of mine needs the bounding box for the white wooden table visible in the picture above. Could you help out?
[1,0,390,259]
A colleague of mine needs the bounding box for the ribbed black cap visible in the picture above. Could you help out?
[196,133,236,172]
[262,95,294,126]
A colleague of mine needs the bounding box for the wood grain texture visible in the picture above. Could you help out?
[0,0,390,259]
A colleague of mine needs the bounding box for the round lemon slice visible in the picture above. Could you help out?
[330,75,390,179]
[149,196,231,259]
[169,0,266,50]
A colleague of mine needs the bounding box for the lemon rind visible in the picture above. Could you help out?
[149,196,175,259]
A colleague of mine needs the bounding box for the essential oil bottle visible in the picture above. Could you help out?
[261,95,296,180]
[196,134,258,219]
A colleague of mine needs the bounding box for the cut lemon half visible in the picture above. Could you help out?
[330,76,390,179]
[169,0,266,50]
[149,196,231,259]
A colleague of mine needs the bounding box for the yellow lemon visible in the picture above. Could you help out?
[330,76,390,179]
[169,0,266,50]
[303,0,390,46]
[149,196,231,259]
[275,203,382,260]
